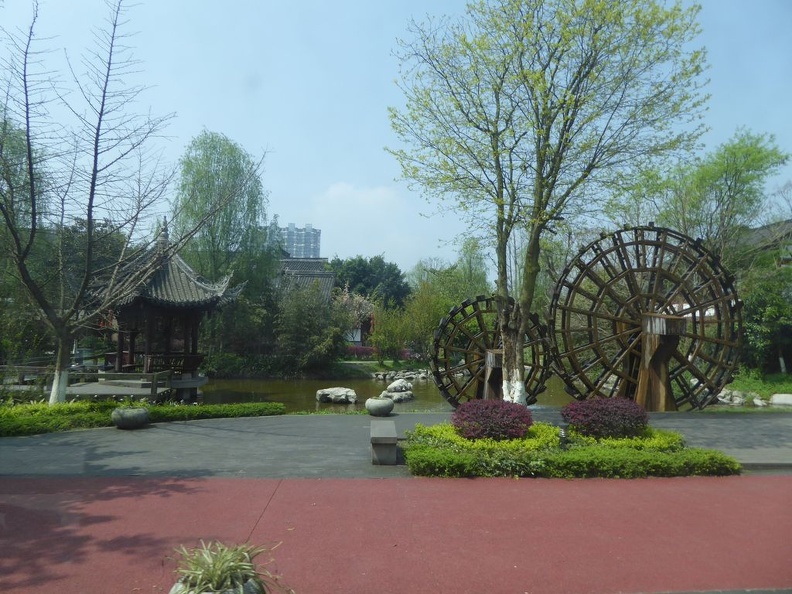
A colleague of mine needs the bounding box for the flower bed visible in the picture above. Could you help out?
[403,421,741,478]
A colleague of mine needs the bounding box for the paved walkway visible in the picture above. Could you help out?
[1,411,791,593]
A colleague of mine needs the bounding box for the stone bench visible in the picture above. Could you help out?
[370,420,398,465]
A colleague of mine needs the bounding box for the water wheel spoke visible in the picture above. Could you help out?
[549,224,742,410]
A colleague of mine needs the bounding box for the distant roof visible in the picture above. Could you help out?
[744,219,792,249]
[279,258,335,300]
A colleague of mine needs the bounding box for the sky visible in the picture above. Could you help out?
[2,0,791,276]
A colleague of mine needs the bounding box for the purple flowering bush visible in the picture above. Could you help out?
[561,398,648,439]
[452,399,533,441]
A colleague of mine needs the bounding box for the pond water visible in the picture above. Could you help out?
[200,374,576,414]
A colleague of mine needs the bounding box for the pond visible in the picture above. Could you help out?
[200,373,576,414]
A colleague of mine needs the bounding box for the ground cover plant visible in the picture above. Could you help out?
[404,398,741,478]
[0,400,285,437]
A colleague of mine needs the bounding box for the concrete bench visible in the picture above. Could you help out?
[370,420,398,465]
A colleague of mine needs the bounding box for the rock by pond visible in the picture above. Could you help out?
[316,387,357,404]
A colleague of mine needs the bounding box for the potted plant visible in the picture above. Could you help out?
[169,540,292,594]
[110,399,150,429]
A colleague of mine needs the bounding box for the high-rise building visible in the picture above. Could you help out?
[280,223,321,258]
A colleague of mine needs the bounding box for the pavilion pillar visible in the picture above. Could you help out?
[128,331,137,369]
[144,315,153,357]
[115,331,124,372]
[190,313,200,355]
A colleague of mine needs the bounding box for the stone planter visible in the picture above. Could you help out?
[169,578,265,594]
[111,407,150,430]
[365,397,394,417]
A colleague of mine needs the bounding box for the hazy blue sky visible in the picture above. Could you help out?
[2,0,791,275]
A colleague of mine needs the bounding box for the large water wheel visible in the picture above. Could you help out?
[430,295,550,408]
[548,224,742,410]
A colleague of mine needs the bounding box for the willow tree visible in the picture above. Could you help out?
[389,0,708,404]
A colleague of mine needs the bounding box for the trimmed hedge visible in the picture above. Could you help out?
[0,401,286,437]
[561,397,649,438]
[404,421,741,478]
[452,399,533,440]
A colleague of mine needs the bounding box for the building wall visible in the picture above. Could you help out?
[280,223,321,258]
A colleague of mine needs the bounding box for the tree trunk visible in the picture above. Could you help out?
[49,335,72,405]
[501,325,527,404]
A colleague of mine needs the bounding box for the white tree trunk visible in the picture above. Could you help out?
[49,369,69,405]
[502,368,527,405]
[49,339,72,405]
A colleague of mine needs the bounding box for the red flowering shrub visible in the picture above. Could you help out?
[561,398,648,439]
[452,399,533,441]
[345,345,376,360]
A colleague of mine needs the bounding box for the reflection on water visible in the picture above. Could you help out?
[200,374,575,414]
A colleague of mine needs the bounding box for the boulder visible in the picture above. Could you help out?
[316,387,357,404]
[379,389,414,403]
[770,393,792,406]
[391,390,414,403]
[387,378,412,392]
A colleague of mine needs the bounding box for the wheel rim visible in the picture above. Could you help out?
[430,295,550,407]
[548,224,742,410]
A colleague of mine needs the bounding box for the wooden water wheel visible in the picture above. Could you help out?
[548,224,742,410]
[430,295,550,408]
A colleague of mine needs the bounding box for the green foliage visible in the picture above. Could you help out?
[146,402,285,423]
[539,447,741,479]
[172,540,293,594]
[610,129,789,272]
[275,281,353,374]
[171,131,280,360]
[368,303,408,364]
[172,130,268,279]
[327,255,411,308]
[729,369,792,399]
[0,401,116,436]
[738,265,792,371]
[404,422,740,478]
[0,400,285,437]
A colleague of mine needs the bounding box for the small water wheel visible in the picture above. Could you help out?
[548,224,742,410]
[430,295,550,407]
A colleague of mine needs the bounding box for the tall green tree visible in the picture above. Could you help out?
[389,0,707,403]
[275,281,354,374]
[328,255,411,308]
[172,130,269,280]
[656,130,788,270]
[171,130,278,354]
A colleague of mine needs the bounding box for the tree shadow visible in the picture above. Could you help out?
[0,432,222,591]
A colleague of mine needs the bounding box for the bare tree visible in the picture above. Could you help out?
[0,1,231,403]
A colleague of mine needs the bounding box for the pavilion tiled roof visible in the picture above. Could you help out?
[110,224,242,311]
[121,252,240,308]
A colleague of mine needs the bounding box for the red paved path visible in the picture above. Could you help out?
[1,475,790,593]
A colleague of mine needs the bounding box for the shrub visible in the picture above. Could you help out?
[403,422,741,478]
[345,345,376,360]
[452,399,533,441]
[540,447,741,478]
[561,397,648,438]
[0,400,285,437]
